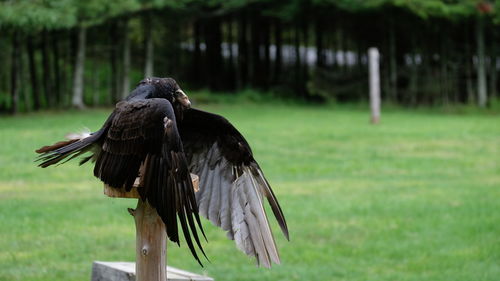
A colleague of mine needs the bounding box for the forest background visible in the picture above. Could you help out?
[1,0,500,113]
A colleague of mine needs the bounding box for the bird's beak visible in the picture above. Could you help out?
[175,89,191,108]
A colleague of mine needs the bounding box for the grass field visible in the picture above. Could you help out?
[0,103,499,281]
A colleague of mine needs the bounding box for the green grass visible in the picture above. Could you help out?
[0,104,499,281]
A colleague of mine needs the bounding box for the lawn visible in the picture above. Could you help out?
[0,103,499,281]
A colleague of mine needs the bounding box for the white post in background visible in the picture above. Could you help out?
[368,47,381,124]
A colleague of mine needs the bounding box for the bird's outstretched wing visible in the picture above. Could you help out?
[178,108,289,268]
[94,98,206,265]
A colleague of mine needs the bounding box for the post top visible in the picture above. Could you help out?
[103,174,199,199]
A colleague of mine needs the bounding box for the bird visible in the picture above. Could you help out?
[36,77,289,268]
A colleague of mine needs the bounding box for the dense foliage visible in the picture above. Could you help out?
[0,0,498,113]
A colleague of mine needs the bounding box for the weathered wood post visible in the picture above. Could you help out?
[368,47,381,124]
[100,173,200,281]
[134,199,167,281]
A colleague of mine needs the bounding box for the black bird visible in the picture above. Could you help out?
[36,77,289,268]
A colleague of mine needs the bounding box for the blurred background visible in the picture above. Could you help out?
[0,0,499,111]
[0,1,499,281]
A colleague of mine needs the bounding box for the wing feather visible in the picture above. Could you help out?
[180,108,288,267]
[208,164,222,226]
[199,162,215,218]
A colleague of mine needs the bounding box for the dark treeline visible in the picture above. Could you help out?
[0,0,498,114]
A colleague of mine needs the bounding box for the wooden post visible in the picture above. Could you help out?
[368,47,381,124]
[134,199,166,281]
[103,174,199,281]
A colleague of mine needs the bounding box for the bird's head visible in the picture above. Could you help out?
[139,77,191,108]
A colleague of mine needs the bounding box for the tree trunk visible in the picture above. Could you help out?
[262,17,271,90]
[163,15,181,78]
[226,16,236,90]
[465,24,475,104]
[192,19,202,87]
[389,21,398,103]
[10,31,20,115]
[20,42,29,112]
[489,30,497,100]
[72,25,86,109]
[27,36,41,110]
[441,34,449,105]
[342,33,349,72]
[423,46,436,105]
[250,13,261,87]
[335,27,343,70]
[237,12,248,89]
[491,63,498,100]
[143,13,154,78]
[294,25,302,96]
[409,52,419,106]
[328,27,336,67]
[61,30,72,106]
[301,20,309,97]
[58,31,68,106]
[41,29,53,107]
[109,22,119,103]
[490,58,497,101]
[273,19,282,83]
[227,17,234,65]
[122,19,131,99]
[204,16,223,91]
[476,16,487,107]
[92,60,100,106]
[315,17,324,68]
[52,31,61,105]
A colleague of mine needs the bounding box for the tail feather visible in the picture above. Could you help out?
[36,129,105,168]
[35,139,79,154]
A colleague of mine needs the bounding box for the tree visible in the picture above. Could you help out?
[71,25,86,109]
[143,12,154,78]
[0,0,499,113]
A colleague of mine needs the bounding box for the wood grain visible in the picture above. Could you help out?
[134,199,167,281]
[102,173,200,281]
